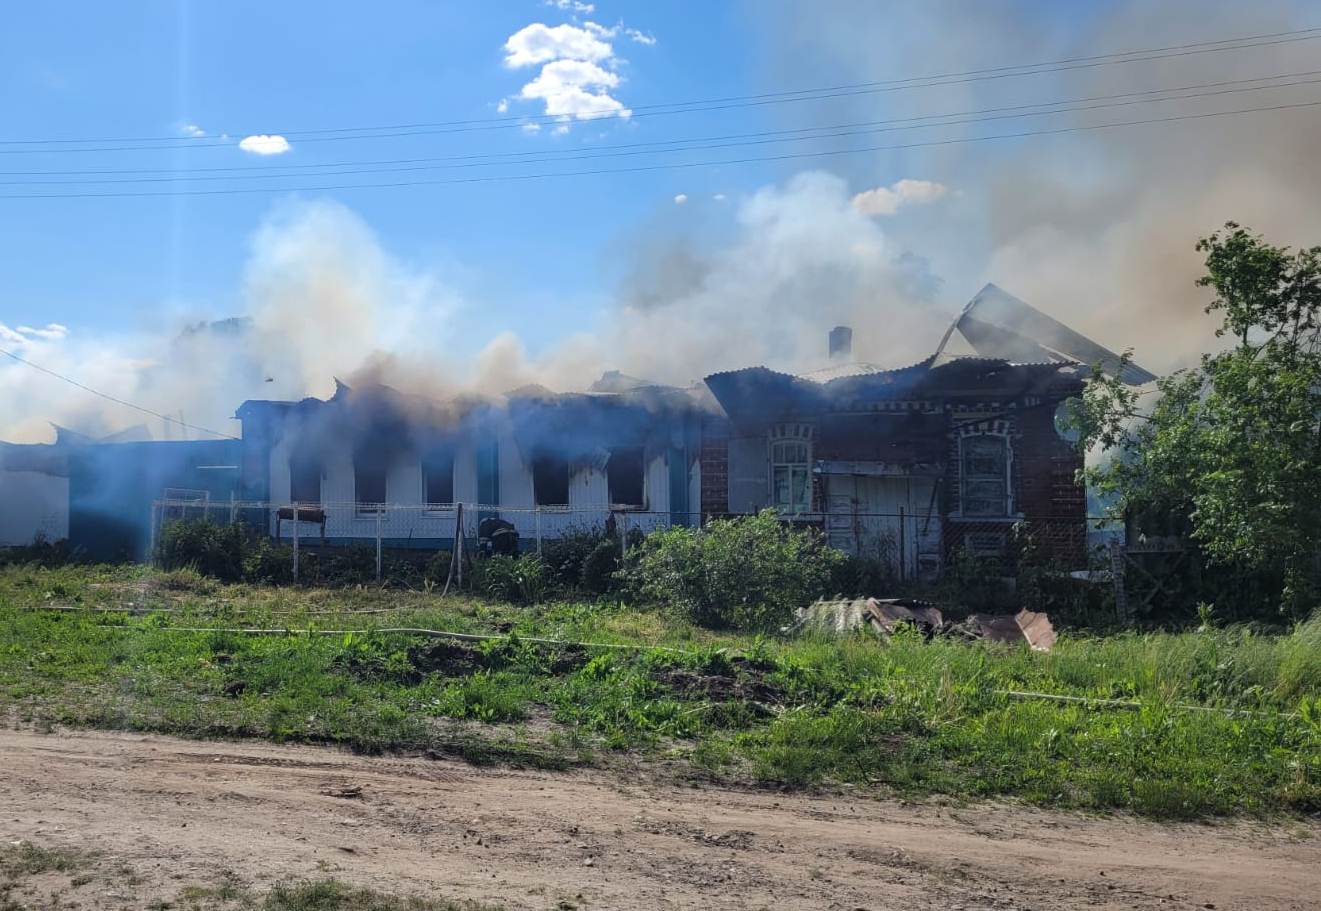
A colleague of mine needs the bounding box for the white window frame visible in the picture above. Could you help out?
[768,423,814,515]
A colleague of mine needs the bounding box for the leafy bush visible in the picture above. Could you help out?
[623,509,846,630]
[0,532,72,569]
[829,553,898,598]
[156,519,246,581]
[241,537,294,585]
[580,537,621,594]
[424,549,454,584]
[539,528,610,590]
[470,554,549,605]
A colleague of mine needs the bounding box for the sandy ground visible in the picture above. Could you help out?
[0,728,1317,910]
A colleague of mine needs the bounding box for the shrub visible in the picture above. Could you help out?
[318,546,379,587]
[241,537,294,585]
[622,509,846,630]
[540,528,612,590]
[580,537,621,594]
[0,532,72,569]
[829,553,898,598]
[470,554,549,605]
[156,519,245,581]
[424,549,454,584]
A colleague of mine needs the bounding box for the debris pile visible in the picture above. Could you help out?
[799,597,1055,651]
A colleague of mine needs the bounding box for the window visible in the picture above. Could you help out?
[771,439,811,513]
[961,435,1009,516]
[354,448,387,511]
[607,446,644,507]
[289,451,321,504]
[532,453,569,506]
[422,450,454,505]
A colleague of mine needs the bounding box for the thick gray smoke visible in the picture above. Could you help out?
[748,0,1321,372]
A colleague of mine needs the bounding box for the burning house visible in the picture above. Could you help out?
[233,375,703,550]
[2,284,1151,576]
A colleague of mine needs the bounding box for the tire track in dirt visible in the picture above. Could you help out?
[1,728,1317,910]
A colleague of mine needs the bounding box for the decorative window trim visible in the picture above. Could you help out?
[768,422,813,515]
[954,420,1015,518]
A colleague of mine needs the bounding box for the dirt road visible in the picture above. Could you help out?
[0,728,1316,910]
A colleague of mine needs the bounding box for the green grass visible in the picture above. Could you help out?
[1,564,1319,819]
[264,880,499,911]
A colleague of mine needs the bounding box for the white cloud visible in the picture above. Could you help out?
[713,193,727,201]
[673,193,688,205]
[851,179,949,217]
[502,17,654,125]
[0,322,69,349]
[179,123,205,138]
[545,0,595,12]
[15,323,68,341]
[495,98,509,114]
[521,122,543,134]
[238,134,291,156]
[503,22,613,67]
[518,58,628,120]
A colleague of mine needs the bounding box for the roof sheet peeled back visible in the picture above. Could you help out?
[945,284,1157,386]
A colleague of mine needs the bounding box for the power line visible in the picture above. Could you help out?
[3,27,1320,154]
[4,70,1319,186]
[3,96,1318,201]
[0,346,240,441]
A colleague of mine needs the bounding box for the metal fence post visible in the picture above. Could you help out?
[619,511,628,563]
[898,507,906,583]
[147,500,160,566]
[375,507,383,582]
[535,506,543,556]
[292,501,300,584]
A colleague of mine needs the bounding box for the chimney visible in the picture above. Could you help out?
[828,325,853,361]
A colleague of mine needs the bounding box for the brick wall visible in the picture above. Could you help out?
[698,415,730,517]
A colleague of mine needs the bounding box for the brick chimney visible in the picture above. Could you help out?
[828,325,853,361]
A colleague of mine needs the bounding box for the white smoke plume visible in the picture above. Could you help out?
[1,173,945,442]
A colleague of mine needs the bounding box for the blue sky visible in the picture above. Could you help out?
[4,1,1321,441]
[1,1,850,348]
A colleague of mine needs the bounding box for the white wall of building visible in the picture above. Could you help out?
[0,470,68,546]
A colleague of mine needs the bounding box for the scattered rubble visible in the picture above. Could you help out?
[800,597,1055,651]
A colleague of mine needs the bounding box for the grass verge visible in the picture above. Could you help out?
[1,564,1319,819]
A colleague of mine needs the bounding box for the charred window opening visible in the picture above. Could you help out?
[532,453,569,506]
[354,447,387,511]
[289,450,322,504]
[607,446,645,508]
[771,439,811,513]
[423,449,455,506]
[962,435,1009,516]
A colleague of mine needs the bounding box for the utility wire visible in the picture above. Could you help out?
[4,71,1319,186]
[3,96,1319,200]
[2,27,1320,153]
[0,346,240,440]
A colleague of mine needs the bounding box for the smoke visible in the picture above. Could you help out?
[12,1,1312,443]
[748,0,1321,373]
[3,170,946,442]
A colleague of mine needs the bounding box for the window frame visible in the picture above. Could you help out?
[606,446,646,509]
[353,449,388,514]
[288,451,322,505]
[421,449,455,509]
[770,436,812,515]
[531,452,571,507]
[959,433,1011,517]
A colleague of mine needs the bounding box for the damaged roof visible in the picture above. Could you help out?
[940,283,1157,386]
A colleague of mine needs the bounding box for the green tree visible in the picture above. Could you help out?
[1074,223,1321,619]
